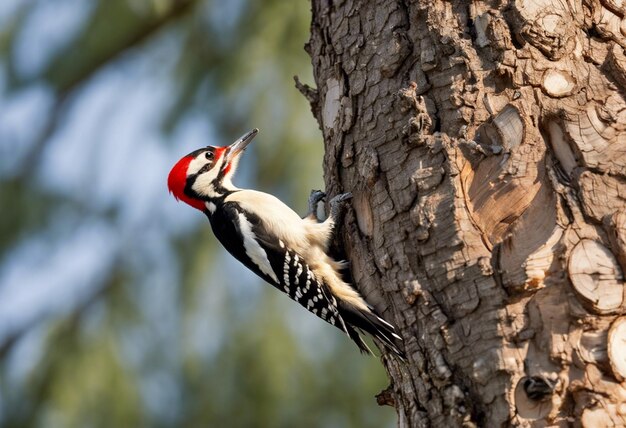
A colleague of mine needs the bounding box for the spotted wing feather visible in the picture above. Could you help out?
[209,202,358,340]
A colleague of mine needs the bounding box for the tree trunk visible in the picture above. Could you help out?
[300,1,626,426]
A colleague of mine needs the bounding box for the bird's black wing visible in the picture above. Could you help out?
[209,202,355,337]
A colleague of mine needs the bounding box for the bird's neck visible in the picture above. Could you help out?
[199,178,241,209]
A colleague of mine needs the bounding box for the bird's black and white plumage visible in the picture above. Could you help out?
[168,129,404,358]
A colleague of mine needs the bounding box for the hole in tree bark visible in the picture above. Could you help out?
[523,376,555,401]
[514,376,555,420]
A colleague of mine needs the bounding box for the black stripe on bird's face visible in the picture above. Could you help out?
[185,146,234,199]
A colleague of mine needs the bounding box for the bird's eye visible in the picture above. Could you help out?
[205,151,214,160]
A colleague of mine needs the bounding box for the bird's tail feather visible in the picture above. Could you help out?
[339,302,405,359]
[346,325,374,355]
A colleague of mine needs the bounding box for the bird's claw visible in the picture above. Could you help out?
[329,192,352,219]
[307,190,327,219]
[309,189,326,206]
[329,192,352,205]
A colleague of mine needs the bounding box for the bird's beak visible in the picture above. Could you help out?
[226,128,259,161]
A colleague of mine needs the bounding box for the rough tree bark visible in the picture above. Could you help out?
[298,1,626,426]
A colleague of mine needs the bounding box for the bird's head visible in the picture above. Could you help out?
[168,128,258,211]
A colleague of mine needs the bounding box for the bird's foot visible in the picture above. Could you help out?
[307,189,326,220]
[329,192,352,220]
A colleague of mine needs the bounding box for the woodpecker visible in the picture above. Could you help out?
[168,129,404,357]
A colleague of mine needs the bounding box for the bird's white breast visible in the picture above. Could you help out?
[226,190,311,253]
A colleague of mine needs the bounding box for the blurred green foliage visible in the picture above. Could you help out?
[0,0,395,427]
